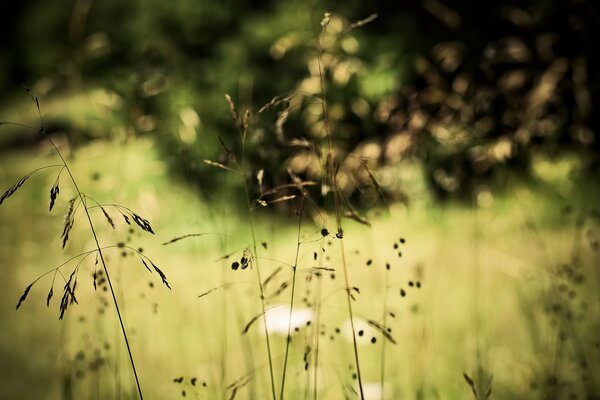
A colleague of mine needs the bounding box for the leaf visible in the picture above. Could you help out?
[241,109,250,145]
[100,206,115,229]
[69,279,78,305]
[203,159,233,171]
[218,136,234,159]
[140,258,152,272]
[359,159,386,203]
[1,173,32,206]
[275,108,289,142]
[16,283,33,309]
[131,213,154,234]
[59,270,77,320]
[162,232,219,245]
[287,138,312,147]
[46,286,53,307]
[242,311,265,334]
[49,178,60,212]
[367,319,397,345]
[150,261,171,289]
[61,198,77,249]
[343,210,371,226]
[257,94,289,114]
[268,195,296,205]
[93,253,99,290]
[197,287,219,299]
[256,169,264,192]
[262,265,282,289]
[224,94,239,123]
[463,373,474,387]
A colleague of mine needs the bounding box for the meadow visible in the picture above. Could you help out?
[1,134,598,400]
[1,4,599,399]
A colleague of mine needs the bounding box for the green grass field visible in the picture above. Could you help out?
[1,138,598,400]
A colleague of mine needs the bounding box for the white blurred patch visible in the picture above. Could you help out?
[264,304,314,335]
[363,382,389,400]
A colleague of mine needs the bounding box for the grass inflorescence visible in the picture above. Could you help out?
[1,89,171,400]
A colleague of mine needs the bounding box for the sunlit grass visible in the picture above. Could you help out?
[1,138,598,399]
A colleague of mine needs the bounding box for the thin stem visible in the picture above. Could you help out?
[48,138,144,400]
[313,242,324,400]
[279,200,305,400]
[0,121,38,130]
[237,163,277,400]
[311,9,364,399]
[339,238,364,399]
[380,269,390,399]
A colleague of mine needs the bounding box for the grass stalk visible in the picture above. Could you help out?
[310,10,365,399]
[49,138,144,399]
[312,238,324,400]
[20,93,145,399]
[338,237,364,399]
[380,268,390,399]
[236,160,277,400]
[279,198,305,400]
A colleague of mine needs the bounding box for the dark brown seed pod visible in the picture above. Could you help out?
[0,173,32,206]
[16,283,34,310]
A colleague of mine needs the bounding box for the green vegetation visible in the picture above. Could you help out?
[1,136,598,399]
[1,1,599,399]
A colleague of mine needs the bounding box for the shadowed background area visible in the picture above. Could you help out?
[1,0,599,399]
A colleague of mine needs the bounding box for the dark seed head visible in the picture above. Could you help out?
[371,337,376,344]
[358,330,364,336]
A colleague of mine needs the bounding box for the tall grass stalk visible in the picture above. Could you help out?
[380,266,390,399]
[232,149,277,400]
[51,138,144,400]
[311,11,365,399]
[279,198,305,400]
[312,237,324,400]
[3,94,145,399]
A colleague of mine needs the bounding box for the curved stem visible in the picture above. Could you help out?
[48,138,145,400]
[380,268,390,399]
[237,164,277,400]
[339,238,364,399]
[279,200,304,400]
[310,9,364,399]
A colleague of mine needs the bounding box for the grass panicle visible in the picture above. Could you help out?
[0,91,174,400]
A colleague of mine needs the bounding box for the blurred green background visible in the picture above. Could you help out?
[1,0,599,399]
